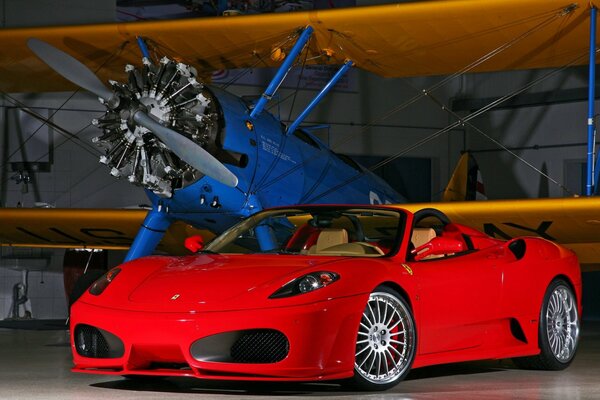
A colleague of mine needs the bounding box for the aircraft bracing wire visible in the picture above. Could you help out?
[330,4,574,151]
[369,45,598,186]
[221,32,301,89]
[0,89,87,168]
[254,6,572,194]
[286,45,311,122]
[425,91,575,196]
[146,30,301,90]
[0,104,105,113]
[0,41,128,170]
[304,52,592,203]
[0,115,99,190]
[0,94,102,158]
[52,163,121,207]
[0,41,129,189]
[251,41,312,193]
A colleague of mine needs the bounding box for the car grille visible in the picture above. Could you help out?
[74,324,124,358]
[230,329,289,363]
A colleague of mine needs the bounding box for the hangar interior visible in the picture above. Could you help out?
[1,0,598,320]
[0,0,600,397]
[0,0,600,399]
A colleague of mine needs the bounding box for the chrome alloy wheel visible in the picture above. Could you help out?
[546,284,579,363]
[354,291,415,384]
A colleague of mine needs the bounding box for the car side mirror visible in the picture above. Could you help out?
[184,235,204,253]
[411,236,465,261]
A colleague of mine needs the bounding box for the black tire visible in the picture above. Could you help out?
[348,286,416,391]
[122,374,164,381]
[513,279,580,370]
[69,270,106,307]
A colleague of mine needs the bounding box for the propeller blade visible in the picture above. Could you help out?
[27,38,114,101]
[133,111,238,188]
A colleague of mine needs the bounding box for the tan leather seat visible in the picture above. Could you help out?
[307,228,349,254]
[411,227,445,260]
[411,228,436,249]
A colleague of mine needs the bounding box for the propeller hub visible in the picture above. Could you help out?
[139,97,166,123]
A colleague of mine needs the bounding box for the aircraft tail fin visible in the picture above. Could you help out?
[442,152,487,201]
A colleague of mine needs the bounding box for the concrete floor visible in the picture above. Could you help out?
[0,323,599,400]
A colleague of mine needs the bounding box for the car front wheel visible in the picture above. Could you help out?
[350,287,416,391]
[513,279,580,370]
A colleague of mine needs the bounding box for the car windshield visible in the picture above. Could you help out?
[204,206,405,257]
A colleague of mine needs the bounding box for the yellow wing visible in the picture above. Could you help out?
[400,197,600,272]
[0,0,597,92]
[0,208,214,255]
[2,1,599,266]
[3,198,600,270]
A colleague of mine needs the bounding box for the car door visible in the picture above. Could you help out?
[411,248,503,355]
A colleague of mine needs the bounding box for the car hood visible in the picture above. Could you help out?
[87,254,352,312]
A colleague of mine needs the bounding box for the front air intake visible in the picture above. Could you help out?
[230,329,289,363]
[74,324,124,359]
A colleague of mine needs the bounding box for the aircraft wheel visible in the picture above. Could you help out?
[349,286,416,391]
[513,279,580,370]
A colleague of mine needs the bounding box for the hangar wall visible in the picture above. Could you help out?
[0,264,66,320]
[0,92,149,209]
[457,67,593,199]
[465,102,587,198]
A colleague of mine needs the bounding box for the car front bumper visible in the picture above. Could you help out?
[70,294,367,381]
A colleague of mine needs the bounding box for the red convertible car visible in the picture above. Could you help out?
[71,205,581,390]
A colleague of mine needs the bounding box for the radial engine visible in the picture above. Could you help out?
[91,57,223,197]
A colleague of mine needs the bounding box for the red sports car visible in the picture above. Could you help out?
[71,205,581,391]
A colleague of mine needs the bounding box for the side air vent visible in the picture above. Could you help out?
[510,318,528,343]
[74,324,124,358]
[508,239,526,260]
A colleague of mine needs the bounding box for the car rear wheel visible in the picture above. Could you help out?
[513,279,580,370]
[350,287,416,391]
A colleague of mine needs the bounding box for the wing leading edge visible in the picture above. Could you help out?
[0,208,211,255]
[3,198,600,270]
[0,0,597,92]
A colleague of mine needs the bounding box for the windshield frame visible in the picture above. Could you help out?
[203,205,408,257]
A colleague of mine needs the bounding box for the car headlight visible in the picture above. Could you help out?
[269,271,339,299]
[89,267,121,296]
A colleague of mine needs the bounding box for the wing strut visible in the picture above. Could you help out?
[589,7,598,195]
[249,26,313,118]
[136,36,151,60]
[287,59,354,135]
[124,204,171,261]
